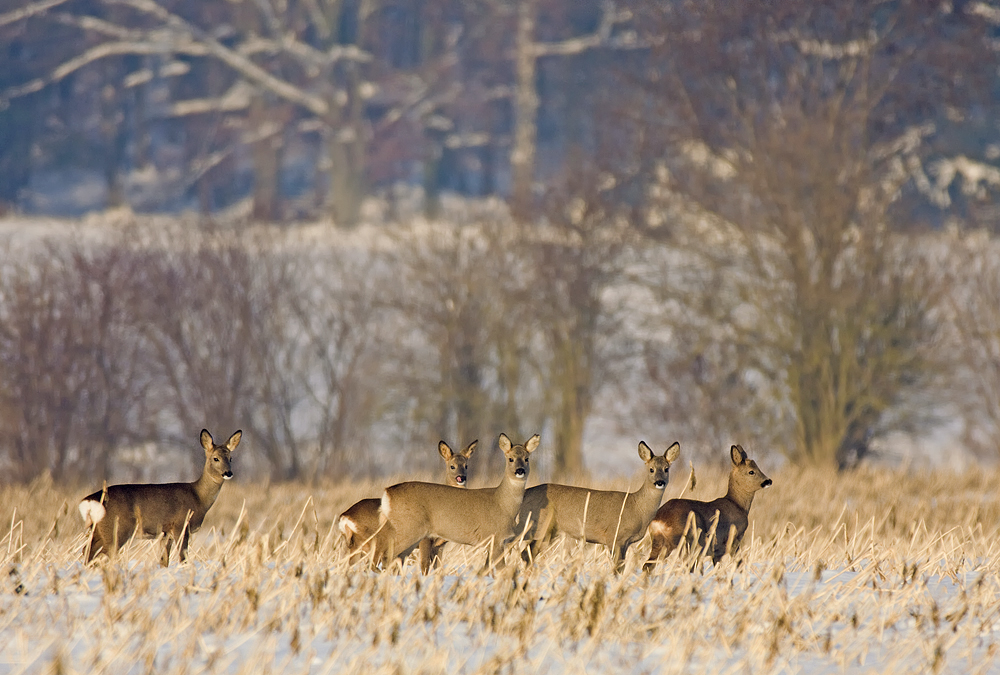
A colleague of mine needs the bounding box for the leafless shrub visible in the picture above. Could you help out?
[943,230,1000,458]
[381,217,546,479]
[0,236,154,482]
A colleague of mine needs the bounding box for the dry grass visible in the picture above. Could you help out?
[2,465,1000,674]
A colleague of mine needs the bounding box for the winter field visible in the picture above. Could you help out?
[2,466,1000,675]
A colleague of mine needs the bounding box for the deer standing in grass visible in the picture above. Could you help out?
[644,444,771,571]
[517,441,680,573]
[338,439,477,572]
[79,429,241,566]
[375,433,539,571]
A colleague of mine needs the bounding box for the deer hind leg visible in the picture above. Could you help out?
[418,537,446,575]
[520,507,555,566]
[85,527,106,563]
[372,521,412,573]
[161,533,174,567]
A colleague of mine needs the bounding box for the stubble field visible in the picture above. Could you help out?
[2,464,1000,675]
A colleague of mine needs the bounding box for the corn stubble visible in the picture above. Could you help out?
[1,466,999,674]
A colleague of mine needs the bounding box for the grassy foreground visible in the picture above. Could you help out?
[1,465,999,674]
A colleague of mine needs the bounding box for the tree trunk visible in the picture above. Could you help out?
[510,0,539,220]
[550,334,590,479]
[326,63,366,227]
[101,77,126,208]
[250,96,282,222]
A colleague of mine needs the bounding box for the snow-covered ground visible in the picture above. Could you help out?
[2,552,998,675]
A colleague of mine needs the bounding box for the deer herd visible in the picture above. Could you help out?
[78,429,772,574]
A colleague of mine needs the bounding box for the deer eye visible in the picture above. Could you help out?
[649,468,654,473]
[214,457,220,462]
[508,457,513,462]
[748,470,755,475]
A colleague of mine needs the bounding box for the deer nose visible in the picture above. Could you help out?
[761,479,772,488]
[514,467,526,478]
[223,471,233,480]
[455,475,466,484]
[654,480,666,489]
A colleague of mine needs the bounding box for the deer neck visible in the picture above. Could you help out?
[724,476,755,514]
[192,467,224,509]
[495,473,527,511]
[628,481,663,517]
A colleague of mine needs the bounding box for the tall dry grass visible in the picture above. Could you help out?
[2,465,999,674]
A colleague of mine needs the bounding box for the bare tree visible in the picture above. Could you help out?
[0,236,155,482]
[382,214,546,477]
[620,0,997,468]
[285,245,393,479]
[508,0,635,218]
[945,230,1000,458]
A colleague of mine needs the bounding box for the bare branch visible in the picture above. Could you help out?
[106,0,331,116]
[0,0,71,28]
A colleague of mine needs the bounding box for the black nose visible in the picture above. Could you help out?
[762,479,772,488]
[455,475,465,483]
[223,471,233,479]
[654,480,665,489]
[515,468,525,477]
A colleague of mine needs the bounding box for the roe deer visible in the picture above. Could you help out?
[79,429,241,566]
[644,444,771,571]
[337,439,477,570]
[518,441,680,573]
[375,433,539,571]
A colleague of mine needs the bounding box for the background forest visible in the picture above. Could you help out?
[3,0,1000,484]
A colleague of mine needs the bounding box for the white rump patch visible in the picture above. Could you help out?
[79,500,106,527]
[338,516,357,538]
[648,520,667,537]
[379,492,391,522]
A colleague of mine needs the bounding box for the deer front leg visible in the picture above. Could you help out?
[612,542,629,575]
[178,527,193,564]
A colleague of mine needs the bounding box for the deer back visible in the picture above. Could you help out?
[519,441,679,548]
[379,433,538,558]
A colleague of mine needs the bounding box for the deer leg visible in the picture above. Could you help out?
[161,534,173,567]
[521,507,555,565]
[178,527,192,564]
[485,538,507,574]
[418,537,439,575]
[85,527,105,563]
[613,543,629,575]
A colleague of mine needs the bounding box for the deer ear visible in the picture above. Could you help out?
[439,441,454,460]
[226,430,242,452]
[637,441,653,462]
[731,444,747,465]
[498,433,512,453]
[461,440,478,458]
[665,441,681,464]
[201,429,214,452]
[525,434,540,454]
